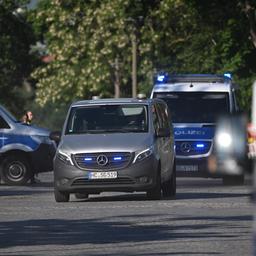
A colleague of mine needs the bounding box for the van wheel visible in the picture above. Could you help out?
[162,161,176,198]
[75,193,89,199]
[1,155,32,185]
[54,187,70,202]
[222,175,244,186]
[147,170,161,200]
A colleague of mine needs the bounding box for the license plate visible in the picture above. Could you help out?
[176,165,198,171]
[88,171,117,179]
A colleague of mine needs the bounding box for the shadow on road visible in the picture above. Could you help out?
[0,213,251,255]
[176,192,251,200]
[0,182,53,197]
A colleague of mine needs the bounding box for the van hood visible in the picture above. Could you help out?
[59,133,152,153]
[174,124,215,140]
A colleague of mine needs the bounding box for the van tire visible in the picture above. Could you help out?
[54,187,70,202]
[147,170,161,200]
[1,155,32,186]
[222,175,244,186]
[162,160,176,198]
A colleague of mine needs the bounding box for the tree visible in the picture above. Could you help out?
[31,0,167,106]
[31,0,133,106]
[241,0,256,48]
[0,0,36,114]
[31,0,256,112]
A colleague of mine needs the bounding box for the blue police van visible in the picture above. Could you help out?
[0,105,56,185]
[151,73,244,184]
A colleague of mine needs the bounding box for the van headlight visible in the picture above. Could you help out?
[56,150,74,165]
[133,147,153,163]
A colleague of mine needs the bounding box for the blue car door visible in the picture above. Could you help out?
[0,115,11,151]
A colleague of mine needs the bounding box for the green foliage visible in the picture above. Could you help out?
[2,0,255,123]
[31,0,131,106]
[0,0,36,115]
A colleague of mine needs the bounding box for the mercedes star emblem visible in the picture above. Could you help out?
[180,142,192,153]
[96,154,108,166]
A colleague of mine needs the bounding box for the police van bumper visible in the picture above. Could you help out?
[176,157,221,178]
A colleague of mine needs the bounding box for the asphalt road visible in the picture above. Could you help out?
[0,173,254,256]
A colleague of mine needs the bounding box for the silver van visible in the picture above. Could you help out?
[51,98,176,202]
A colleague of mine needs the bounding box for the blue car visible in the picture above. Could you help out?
[0,105,56,185]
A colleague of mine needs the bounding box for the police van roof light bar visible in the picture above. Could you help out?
[155,73,232,84]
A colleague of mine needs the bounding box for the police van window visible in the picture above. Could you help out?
[154,92,230,123]
[231,90,239,113]
[0,116,10,129]
[0,106,17,122]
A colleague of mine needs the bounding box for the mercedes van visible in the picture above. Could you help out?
[151,73,244,184]
[51,98,176,202]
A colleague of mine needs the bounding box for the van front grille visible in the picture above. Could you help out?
[175,141,211,156]
[73,152,132,170]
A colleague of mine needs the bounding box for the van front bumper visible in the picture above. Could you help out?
[54,155,159,194]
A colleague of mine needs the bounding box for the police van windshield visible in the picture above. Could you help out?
[66,104,148,134]
[154,92,230,123]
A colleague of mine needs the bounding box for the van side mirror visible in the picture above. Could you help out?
[156,128,170,137]
[50,131,61,145]
[208,113,248,175]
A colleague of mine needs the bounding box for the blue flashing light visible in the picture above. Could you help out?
[196,143,205,148]
[113,157,122,161]
[224,73,232,79]
[157,75,166,82]
[84,157,93,161]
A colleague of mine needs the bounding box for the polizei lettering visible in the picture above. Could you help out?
[174,130,206,136]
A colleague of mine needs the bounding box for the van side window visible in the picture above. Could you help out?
[152,105,160,131]
[0,116,10,129]
[231,90,239,113]
[156,104,164,128]
[158,103,170,129]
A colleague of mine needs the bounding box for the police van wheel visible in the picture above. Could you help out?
[54,187,70,202]
[222,175,244,186]
[1,155,32,186]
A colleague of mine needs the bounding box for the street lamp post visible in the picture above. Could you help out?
[131,33,137,98]
[126,17,143,98]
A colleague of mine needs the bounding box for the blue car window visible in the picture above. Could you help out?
[0,116,10,129]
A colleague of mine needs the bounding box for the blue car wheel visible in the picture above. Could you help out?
[1,155,32,185]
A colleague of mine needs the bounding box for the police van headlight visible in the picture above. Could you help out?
[133,147,153,163]
[56,150,74,165]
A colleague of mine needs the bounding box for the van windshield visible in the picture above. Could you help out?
[66,104,148,134]
[154,92,230,123]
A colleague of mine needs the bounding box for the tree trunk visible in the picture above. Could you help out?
[114,57,120,98]
[244,1,256,48]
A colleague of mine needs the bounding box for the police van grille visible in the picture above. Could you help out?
[175,141,211,156]
[73,152,132,169]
